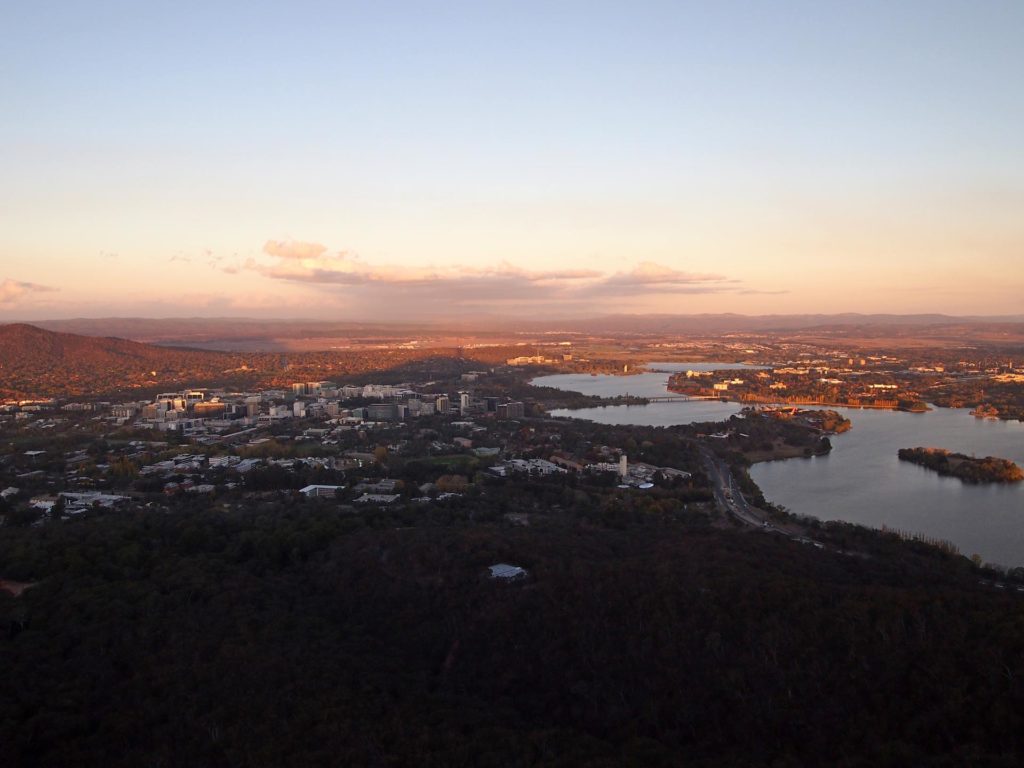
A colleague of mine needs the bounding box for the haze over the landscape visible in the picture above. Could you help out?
[3,1,1023,319]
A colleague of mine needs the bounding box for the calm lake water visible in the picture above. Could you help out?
[536,362,760,425]
[537,364,1024,567]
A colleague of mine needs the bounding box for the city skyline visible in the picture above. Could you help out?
[2,1,1022,319]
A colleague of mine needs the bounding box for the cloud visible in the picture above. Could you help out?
[580,261,732,297]
[480,263,604,282]
[240,239,773,317]
[611,261,726,286]
[252,243,605,287]
[263,240,329,261]
[0,278,57,305]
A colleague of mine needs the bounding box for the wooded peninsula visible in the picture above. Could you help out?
[897,447,1024,484]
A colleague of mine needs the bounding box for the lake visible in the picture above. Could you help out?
[535,362,761,425]
[536,364,1024,567]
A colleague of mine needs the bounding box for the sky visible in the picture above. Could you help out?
[1,0,1022,320]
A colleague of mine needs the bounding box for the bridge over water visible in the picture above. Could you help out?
[644,394,723,403]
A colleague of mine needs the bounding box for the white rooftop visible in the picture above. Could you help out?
[489,563,527,580]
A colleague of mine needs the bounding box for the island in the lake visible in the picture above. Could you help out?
[897,447,1024,484]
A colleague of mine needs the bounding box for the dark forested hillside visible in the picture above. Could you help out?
[2,508,1022,767]
[0,322,212,366]
[0,324,477,399]
[0,323,243,398]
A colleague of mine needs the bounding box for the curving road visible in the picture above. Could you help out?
[699,446,807,541]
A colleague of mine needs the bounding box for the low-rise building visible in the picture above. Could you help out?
[299,484,345,498]
[489,563,528,580]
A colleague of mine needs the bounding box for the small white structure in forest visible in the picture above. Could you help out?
[489,563,528,581]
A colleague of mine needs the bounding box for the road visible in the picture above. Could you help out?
[701,448,768,528]
[699,446,809,541]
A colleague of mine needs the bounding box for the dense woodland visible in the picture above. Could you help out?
[3,497,1024,766]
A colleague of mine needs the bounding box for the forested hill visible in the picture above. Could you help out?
[0,324,481,399]
[2,508,1023,766]
[0,323,242,399]
[0,323,222,366]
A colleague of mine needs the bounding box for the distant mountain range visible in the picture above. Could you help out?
[24,313,1024,350]
[521,313,1024,335]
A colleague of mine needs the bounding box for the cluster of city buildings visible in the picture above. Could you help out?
[488,451,690,488]
[73,381,528,442]
[2,373,700,522]
[673,361,923,408]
